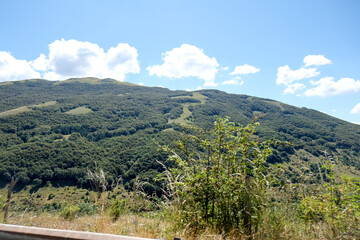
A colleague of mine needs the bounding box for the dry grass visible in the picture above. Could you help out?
[3,207,358,240]
[6,212,174,239]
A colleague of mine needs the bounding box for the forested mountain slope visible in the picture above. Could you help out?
[0,78,359,192]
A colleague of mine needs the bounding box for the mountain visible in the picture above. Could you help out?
[0,78,359,192]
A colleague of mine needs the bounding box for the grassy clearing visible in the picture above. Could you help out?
[0,81,14,86]
[0,106,31,117]
[65,107,93,115]
[33,101,57,107]
[168,93,207,124]
[262,100,285,111]
[0,101,57,117]
[54,77,136,86]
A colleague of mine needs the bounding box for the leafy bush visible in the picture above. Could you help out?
[48,193,55,200]
[60,205,81,220]
[157,117,279,235]
[0,195,4,210]
[78,202,96,215]
[32,178,42,186]
[43,202,62,212]
[299,161,360,239]
[109,198,128,220]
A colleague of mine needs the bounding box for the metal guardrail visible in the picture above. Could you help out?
[0,223,160,240]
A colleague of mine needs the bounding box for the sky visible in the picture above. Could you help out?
[0,0,359,124]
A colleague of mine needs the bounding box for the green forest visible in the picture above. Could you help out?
[0,78,359,191]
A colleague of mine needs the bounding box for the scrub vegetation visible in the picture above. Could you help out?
[0,78,359,239]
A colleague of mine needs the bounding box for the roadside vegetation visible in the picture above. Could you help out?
[1,117,359,239]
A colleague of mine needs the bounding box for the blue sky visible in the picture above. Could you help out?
[0,0,360,123]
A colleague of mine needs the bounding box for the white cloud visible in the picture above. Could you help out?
[204,81,218,87]
[196,86,202,90]
[276,65,319,85]
[350,102,360,114]
[0,51,40,82]
[44,39,140,81]
[284,83,306,94]
[45,39,106,79]
[138,82,144,86]
[146,44,219,85]
[305,77,360,97]
[30,54,48,71]
[222,79,244,85]
[221,66,229,71]
[304,55,331,67]
[231,64,260,75]
[105,43,140,78]
[1,40,140,82]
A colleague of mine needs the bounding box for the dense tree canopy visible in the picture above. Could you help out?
[0,78,359,190]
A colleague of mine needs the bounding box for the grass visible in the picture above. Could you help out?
[1,182,359,240]
[4,206,356,240]
[0,101,57,118]
[6,212,172,239]
[0,106,31,117]
[65,107,93,115]
[262,100,285,111]
[168,93,207,125]
[33,101,57,107]
[54,77,136,86]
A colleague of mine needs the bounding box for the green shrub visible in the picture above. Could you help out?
[0,195,4,210]
[60,205,81,220]
[32,178,42,186]
[43,202,62,212]
[157,117,279,235]
[109,198,128,220]
[78,202,96,215]
[299,170,360,239]
[48,193,55,200]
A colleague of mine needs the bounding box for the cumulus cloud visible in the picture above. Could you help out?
[305,77,360,97]
[44,39,140,81]
[204,81,218,87]
[30,54,48,71]
[276,65,319,85]
[147,44,219,86]
[350,102,360,114]
[0,39,140,82]
[231,64,260,75]
[276,54,333,94]
[304,55,331,67]
[284,83,306,94]
[222,79,244,85]
[0,51,40,82]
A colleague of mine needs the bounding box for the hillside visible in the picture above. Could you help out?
[0,78,359,192]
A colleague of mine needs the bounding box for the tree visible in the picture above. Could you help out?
[157,117,278,236]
